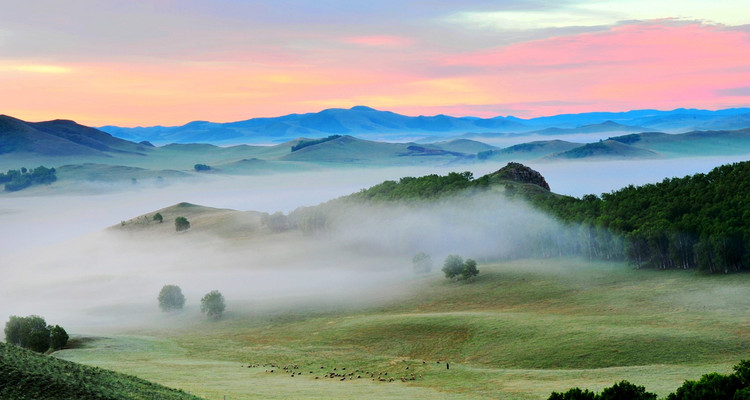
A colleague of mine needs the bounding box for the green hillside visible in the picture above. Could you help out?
[545,140,661,160]
[0,341,203,400]
[57,259,750,400]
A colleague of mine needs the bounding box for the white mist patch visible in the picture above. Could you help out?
[0,157,745,333]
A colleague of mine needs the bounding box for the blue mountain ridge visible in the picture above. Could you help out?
[98,106,750,145]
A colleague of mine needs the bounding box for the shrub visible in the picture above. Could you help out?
[175,216,190,232]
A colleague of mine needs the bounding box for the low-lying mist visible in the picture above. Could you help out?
[1,156,746,333]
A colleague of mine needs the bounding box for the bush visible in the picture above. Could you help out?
[175,216,190,232]
[158,285,186,311]
[200,290,226,319]
[153,212,163,223]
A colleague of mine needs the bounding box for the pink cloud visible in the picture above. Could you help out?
[342,35,415,48]
[434,22,750,117]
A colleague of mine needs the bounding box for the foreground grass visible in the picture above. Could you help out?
[57,259,750,399]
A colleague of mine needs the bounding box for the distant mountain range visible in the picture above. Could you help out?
[3,112,750,187]
[99,106,750,145]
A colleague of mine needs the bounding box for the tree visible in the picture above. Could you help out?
[158,285,186,311]
[412,252,432,274]
[49,325,69,350]
[462,259,479,281]
[599,380,656,400]
[6,315,52,353]
[548,387,597,400]
[200,290,225,319]
[442,255,464,279]
[194,163,211,171]
[153,212,163,223]
[175,216,190,232]
[4,315,23,346]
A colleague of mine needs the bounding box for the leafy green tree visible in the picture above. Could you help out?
[599,380,656,400]
[158,285,186,311]
[666,372,741,400]
[153,212,163,223]
[17,316,50,353]
[547,387,597,400]
[175,216,190,232]
[462,259,479,280]
[442,255,464,279]
[49,325,69,350]
[412,252,432,274]
[200,290,226,319]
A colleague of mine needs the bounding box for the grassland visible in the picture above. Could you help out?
[55,258,750,399]
[0,340,203,400]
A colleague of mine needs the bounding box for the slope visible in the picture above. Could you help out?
[0,341,203,400]
[0,115,150,157]
[545,140,661,160]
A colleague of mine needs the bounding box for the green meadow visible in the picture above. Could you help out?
[56,258,750,399]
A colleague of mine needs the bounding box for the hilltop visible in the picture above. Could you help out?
[0,115,151,157]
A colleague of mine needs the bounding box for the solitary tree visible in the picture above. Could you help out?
[158,285,186,311]
[462,259,479,281]
[442,255,464,279]
[175,216,190,232]
[200,290,226,319]
[153,212,163,223]
[49,325,69,350]
[412,252,433,274]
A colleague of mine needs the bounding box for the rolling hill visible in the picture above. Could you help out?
[545,140,661,160]
[0,341,203,400]
[0,115,151,157]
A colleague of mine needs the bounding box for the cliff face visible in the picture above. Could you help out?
[493,162,551,191]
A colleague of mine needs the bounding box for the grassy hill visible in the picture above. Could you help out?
[55,259,750,400]
[545,140,661,160]
[0,341,203,400]
[0,115,151,157]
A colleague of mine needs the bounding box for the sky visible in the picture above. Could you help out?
[1,0,749,127]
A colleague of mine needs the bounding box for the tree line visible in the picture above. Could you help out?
[0,166,57,192]
[260,161,750,274]
[525,161,750,273]
[549,360,750,399]
[4,315,68,353]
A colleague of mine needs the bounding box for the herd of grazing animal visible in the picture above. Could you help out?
[241,360,449,383]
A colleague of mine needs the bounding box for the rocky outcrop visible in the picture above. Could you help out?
[493,162,550,191]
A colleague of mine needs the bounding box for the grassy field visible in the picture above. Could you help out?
[55,258,750,399]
